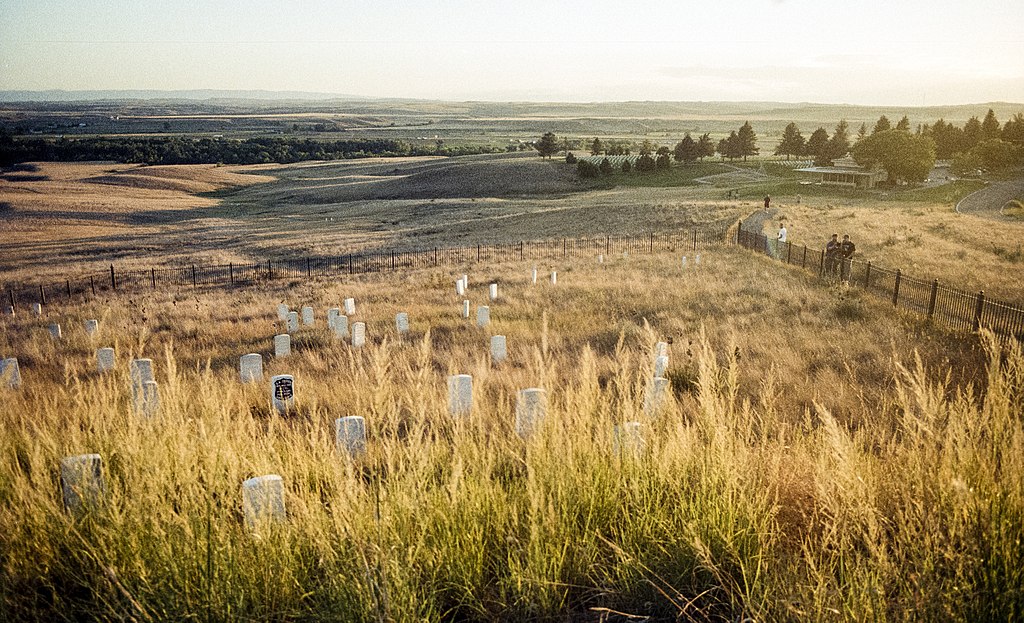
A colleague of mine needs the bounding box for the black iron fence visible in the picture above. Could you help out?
[3,228,728,311]
[737,223,1024,339]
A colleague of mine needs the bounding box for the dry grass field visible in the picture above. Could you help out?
[2,245,1020,621]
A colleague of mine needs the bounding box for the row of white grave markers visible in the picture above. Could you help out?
[680,254,702,268]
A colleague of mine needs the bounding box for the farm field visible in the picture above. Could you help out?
[2,245,1019,621]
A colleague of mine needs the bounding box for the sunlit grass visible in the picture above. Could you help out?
[1,247,1020,621]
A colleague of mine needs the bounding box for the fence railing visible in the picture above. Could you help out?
[3,228,728,311]
[736,223,1024,339]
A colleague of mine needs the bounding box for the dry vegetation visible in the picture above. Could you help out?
[2,246,1020,621]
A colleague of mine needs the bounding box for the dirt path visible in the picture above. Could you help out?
[955,179,1024,219]
[741,206,779,234]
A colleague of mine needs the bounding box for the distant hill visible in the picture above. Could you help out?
[0,89,369,103]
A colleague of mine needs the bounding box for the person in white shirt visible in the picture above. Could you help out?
[775,222,787,258]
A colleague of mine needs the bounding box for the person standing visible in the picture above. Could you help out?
[825,233,840,276]
[763,195,771,212]
[840,234,856,282]
[776,222,787,260]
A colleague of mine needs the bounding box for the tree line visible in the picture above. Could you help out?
[0,133,501,167]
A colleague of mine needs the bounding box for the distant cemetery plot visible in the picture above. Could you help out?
[578,155,642,167]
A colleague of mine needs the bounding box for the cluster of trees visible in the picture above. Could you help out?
[574,152,672,178]
[774,120,852,166]
[0,133,501,166]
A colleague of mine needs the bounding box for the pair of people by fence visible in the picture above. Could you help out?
[825,233,856,281]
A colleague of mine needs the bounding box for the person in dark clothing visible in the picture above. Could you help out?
[839,234,856,282]
[763,195,771,212]
[825,233,840,275]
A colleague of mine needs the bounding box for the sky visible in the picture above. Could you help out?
[1,0,1022,105]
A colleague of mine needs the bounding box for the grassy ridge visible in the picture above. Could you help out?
[1,248,1020,621]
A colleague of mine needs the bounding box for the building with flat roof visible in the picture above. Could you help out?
[796,158,886,189]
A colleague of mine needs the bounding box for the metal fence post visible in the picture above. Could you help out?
[192,265,197,288]
[892,269,902,307]
[606,235,610,255]
[693,230,698,251]
[736,220,742,245]
[802,245,807,269]
[110,265,116,290]
[9,289,16,309]
[927,279,938,319]
[151,268,156,289]
[433,247,437,266]
[349,254,353,275]
[66,280,71,300]
[229,263,234,285]
[39,284,46,306]
[563,238,567,257]
[89,276,96,297]
[786,242,792,264]
[650,232,654,253]
[391,251,396,271]
[818,250,824,277]
[306,257,311,278]
[973,291,985,331]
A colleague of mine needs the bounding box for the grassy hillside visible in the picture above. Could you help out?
[2,245,1019,621]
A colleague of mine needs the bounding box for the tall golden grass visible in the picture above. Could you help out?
[1,248,1020,621]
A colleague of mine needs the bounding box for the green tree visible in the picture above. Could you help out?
[1002,113,1024,146]
[535,132,560,159]
[963,116,982,150]
[857,123,868,142]
[621,159,632,173]
[821,119,850,165]
[639,140,655,156]
[674,133,698,164]
[736,121,758,161]
[635,153,656,172]
[656,153,671,169]
[873,115,891,134]
[895,115,911,132]
[774,122,805,160]
[599,157,613,175]
[577,160,600,178]
[852,129,936,185]
[981,109,1001,140]
[590,137,604,155]
[697,133,715,161]
[973,139,1020,170]
[565,152,577,164]
[805,127,830,162]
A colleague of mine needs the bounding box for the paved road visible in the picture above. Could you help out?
[955,178,1024,219]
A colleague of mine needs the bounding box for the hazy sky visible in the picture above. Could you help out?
[1,0,1022,104]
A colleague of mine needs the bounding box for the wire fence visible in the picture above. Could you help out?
[736,223,1024,339]
[3,228,727,312]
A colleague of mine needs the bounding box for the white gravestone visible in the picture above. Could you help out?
[695,254,701,265]
[654,355,669,378]
[532,266,538,285]
[515,388,548,439]
[344,298,356,316]
[643,377,670,416]
[286,311,299,333]
[301,306,314,327]
[130,358,154,389]
[96,348,115,373]
[550,271,557,285]
[490,335,507,363]
[61,454,104,514]
[654,342,669,358]
[681,256,687,268]
[489,283,498,301]
[456,279,466,296]
[333,315,350,339]
[3,306,13,317]
[327,307,341,330]
[447,374,473,417]
[135,380,160,417]
[395,313,409,334]
[274,334,291,358]
[32,303,42,316]
[476,306,490,328]
[598,254,604,264]
[277,303,289,321]
[270,374,295,414]
[240,353,264,383]
[462,300,471,319]
[48,323,62,340]
[351,322,366,348]
[613,422,645,457]
[461,274,468,288]
[242,474,286,528]
[1,358,22,389]
[335,416,367,458]
[84,319,99,336]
